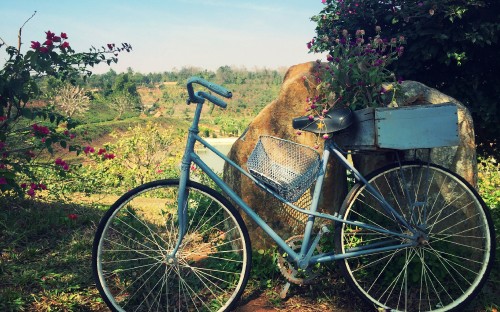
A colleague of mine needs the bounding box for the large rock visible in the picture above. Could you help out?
[223,62,347,249]
[223,62,477,249]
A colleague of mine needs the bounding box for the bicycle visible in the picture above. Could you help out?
[92,77,495,312]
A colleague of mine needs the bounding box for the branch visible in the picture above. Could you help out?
[17,11,37,52]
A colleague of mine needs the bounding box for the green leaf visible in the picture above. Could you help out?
[60,141,67,149]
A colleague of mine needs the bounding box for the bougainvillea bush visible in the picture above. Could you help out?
[0,24,130,198]
[310,0,500,155]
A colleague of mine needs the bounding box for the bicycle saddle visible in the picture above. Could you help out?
[292,107,354,134]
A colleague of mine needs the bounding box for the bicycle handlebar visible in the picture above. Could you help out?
[186,76,232,108]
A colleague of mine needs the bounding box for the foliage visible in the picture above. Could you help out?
[308,27,405,113]
[478,156,500,209]
[64,123,183,196]
[52,83,91,117]
[0,17,131,197]
[311,0,500,155]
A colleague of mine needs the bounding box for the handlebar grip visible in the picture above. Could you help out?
[187,76,232,99]
[196,91,227,108]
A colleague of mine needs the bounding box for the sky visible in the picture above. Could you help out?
[1,0,326,74]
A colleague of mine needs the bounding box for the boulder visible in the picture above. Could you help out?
[223,62,347,249]
[223,62,477,248]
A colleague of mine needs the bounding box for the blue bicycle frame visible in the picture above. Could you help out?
[172,79,420,270]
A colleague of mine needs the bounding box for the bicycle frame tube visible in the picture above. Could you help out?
[172,102,417,266]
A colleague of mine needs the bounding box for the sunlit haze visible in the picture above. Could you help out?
[1,0,326,73]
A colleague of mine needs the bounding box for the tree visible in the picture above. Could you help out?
[0,12,131,197]
[53,84,90,117]
[310,0,500,155]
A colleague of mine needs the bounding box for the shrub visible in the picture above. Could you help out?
[0,15,130,197]
[311,0,500,155]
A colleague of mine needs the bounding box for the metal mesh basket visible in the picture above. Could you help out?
[247,136,321,202]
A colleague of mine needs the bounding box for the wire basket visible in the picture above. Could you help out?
[247,136,321,202]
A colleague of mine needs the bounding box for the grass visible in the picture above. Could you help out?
[0,199,108,311]
[1,157,499,311]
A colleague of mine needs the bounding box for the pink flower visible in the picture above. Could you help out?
[97,148,106,155]
[44,39,53,47]
[60,42,70,50]
[38,183,47,190]
[68,213,78,220]
[32,124,50,136]
[83,145,95,154]
[39,47,49,53]
[27,188,36,197]
[323,134,330,140]
[156,169,164,174]
[296,130,302,136]
[52,36,61,43]
[20,183,27,189]
[104,153,115,160]
[70,134,76,139]
[62,163,69,171]
[60,32,68,39]
[0,177,7,185]
[308,115,315,121]
[45,30,55,40]
[31,41,41,50]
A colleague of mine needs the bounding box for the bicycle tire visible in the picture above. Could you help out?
[334,161,495,311]
[92,179,252,312]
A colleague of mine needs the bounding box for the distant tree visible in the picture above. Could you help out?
[53,84,90,117]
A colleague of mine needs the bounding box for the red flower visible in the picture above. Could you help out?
[60,42,70,50]
[83,145,95,154]
[104,153,115,160]
[44,39,53,47]
[39,183,47,190]
[32,124,50,136]
[45,30,55,40]
[68,213,78,220]
[70,134,76,139]
[39,47,49,53]
[60,32,68,39]
[97,148,106,155]
[20,183,27,189]
[27,188,36,197]
[52,36,61,43]
[62,164,69,171]
[0,177,7,185]
[31,41,41,49]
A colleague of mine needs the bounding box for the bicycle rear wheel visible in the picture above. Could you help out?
[92,179,251,312]
[335,161,495,311]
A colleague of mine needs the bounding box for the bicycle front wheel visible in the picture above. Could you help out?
[92,179,251,312]
[335,162,495,311]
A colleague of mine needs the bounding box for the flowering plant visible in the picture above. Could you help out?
[306,26,405,122]
[0,15,130,197]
